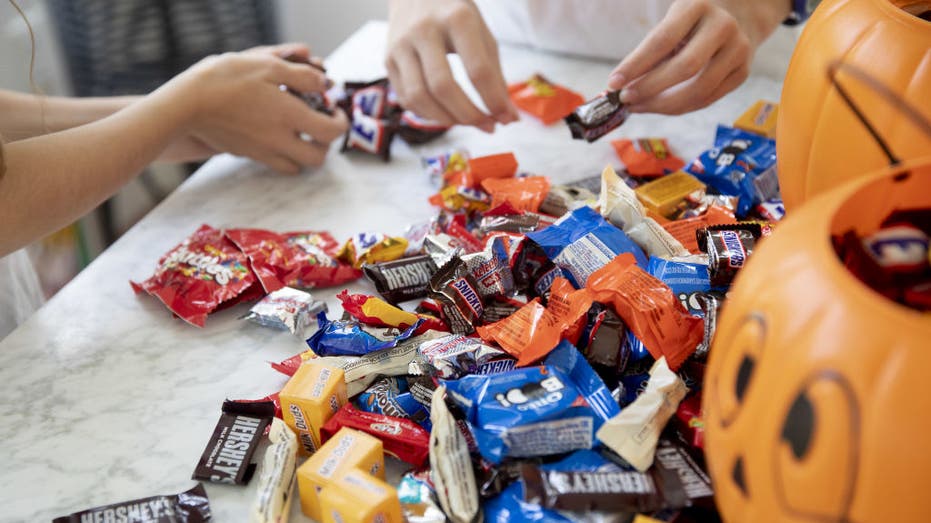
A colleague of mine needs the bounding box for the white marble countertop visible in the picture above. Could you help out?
[0,20,790,522]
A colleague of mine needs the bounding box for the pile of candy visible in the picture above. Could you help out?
[62,91,793,523]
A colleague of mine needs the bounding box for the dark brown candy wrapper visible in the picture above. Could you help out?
[363,254,438,304]
[429,257,485,334]
[565,90,630,143]
[520,462,690,514]
[192,400,274,485]
[398,110,450,145]
[280,52,335,116]
[697,224,761,287]
[53,483,212,523]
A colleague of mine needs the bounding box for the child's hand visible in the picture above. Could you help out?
[168,43,348,174]
[607,0,789,115]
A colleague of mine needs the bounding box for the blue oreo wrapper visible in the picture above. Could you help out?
[647,256,726,316]
[444,341,619,464]
[305,311,422,357]
[685,126,777,217]
[527,206,647,288]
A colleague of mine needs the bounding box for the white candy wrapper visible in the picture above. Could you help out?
[599,165,645,231]
[627,218,690,259]
[250,418,299,523]
[242,287,326,335]
[595,357,687,472]
[430,386,481,523]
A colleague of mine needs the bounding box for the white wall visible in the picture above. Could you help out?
[0,0,70,94]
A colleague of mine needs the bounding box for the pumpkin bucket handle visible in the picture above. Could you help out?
[828,60,931,167]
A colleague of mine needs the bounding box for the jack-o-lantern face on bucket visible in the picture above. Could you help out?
[704,160,931,523]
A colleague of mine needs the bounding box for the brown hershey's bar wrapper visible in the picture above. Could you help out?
[53,483,211,523]
[192,400,274,485]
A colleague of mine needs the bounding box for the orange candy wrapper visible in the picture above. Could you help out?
[476,278,592,366]
[611,138,685,177]
[661,205,737,253]
[465,153,519,188]
[508,74,585,125]
[586,254,703,370]
[480,176,551,213]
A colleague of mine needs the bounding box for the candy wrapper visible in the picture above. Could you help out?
[193,400,275,485]
[635,171,707,220]
[399,110,450,144]
[226,228,361,293]
[363,254,438,304]
[565,90,629,142]
[612,138,685,177]
[413,333,507,379]
[462,235,516,299]
[540,182,598,218]
[430,386,482,523]
[250,418,299,523]
[466,152,519,189]
[647,257,725,316]
[131,224,256,327]
[338,290,447,333]
[527,205,647,288]
[338,232,408,268]
[476,277,593,365]
[696,223,762,287]
[306,311,422,357]
[586,254,704,370]
[596,357,688,472]
[444,341,619,464]
[423,149,470,187]
[733,99,779,138]
[53,484,212,523]
[241,287,326,335]
[355,377,432,430]
[508,74,585,125]
[685,125,777,217]
[399,470,447,523]
[481,176,551,213]
[661,205,737,254]
[429,257,486,334]
[321,403,430,467]
[429,184,492,213]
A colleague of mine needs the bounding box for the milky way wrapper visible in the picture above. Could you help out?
[250,418,299,523]
[429,386,481,523]
[596,357,687,472]
[53,484,212,523]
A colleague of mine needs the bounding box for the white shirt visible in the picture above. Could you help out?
[476,0,673,61]
[475,0,796,79]
[0,249,45,340]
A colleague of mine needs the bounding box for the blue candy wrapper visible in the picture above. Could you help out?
[306,311,422,357]
[484,450,623,523]
[685,125,778,217]
[647,256,726,315]
[527,206,647,288]
[355,377,432,431]
[444,341,620,464]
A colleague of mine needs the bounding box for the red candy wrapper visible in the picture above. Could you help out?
[337,290,448,333]
[508,74,585,125]
[226,228,361,293]
[320,404,431,467]
[270,349,314,376]
[674,394,704,450]
[131,224,256,327]
[611,138,685,177]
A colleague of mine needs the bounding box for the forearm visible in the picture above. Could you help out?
[0,90,140,140]
[0,85,193,256]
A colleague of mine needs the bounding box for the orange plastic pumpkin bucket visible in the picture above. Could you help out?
[703,157,931,522]
[777,0,931,210]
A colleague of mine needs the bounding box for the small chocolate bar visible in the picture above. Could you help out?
[565,90,629,142]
